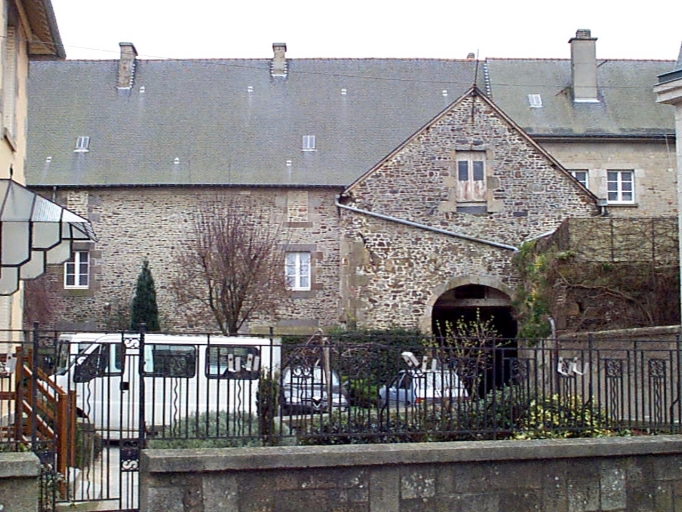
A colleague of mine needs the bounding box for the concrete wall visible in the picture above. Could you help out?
[0,452,40,512]
[140,436,682,512]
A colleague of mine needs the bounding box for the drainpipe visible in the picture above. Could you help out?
[335,199,518,252]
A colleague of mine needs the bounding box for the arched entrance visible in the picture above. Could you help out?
[431,284,518,394]
[431,284,517,339]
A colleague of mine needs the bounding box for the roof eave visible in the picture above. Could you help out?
[24,0,65,60]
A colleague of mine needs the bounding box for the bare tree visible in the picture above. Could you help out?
[23,274,61,330]
[173,196,288,335]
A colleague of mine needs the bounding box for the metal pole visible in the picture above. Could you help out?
[138,323,146,448]
[31,322,39,450]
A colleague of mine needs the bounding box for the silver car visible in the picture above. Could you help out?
[378,369,468,407]
[280,365,349,414]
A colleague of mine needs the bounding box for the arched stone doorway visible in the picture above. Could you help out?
[431,284,518,394]
[431,284,517,339]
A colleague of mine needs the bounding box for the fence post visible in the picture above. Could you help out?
[138,323,146,448]
[31,322,39,451]
[670,333,682,432]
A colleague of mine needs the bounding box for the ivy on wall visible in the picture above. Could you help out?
[513,232,680,339]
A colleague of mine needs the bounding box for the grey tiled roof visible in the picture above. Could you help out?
[485,59,674,137]
[27,58,478,187]
[26,56,674,187]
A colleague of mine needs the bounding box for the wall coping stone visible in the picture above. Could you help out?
[141,435,682,474]
[0,452,41,478]
[559,324,681,341]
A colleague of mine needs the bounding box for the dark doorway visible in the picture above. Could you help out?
[431,284,518,394]
[431,285,517,339]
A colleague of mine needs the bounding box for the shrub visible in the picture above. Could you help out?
[513,394,621,439]
[147,411,295,449]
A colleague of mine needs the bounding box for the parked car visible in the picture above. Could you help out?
[378,368,468,407]
[280,365,349,414]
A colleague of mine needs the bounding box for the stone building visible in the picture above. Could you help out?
[24,31,675,335]
[338,88,597,335]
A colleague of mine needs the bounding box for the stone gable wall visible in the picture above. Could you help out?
[345,95,597,246]
[38,186,342,333]
[340,94,598,331]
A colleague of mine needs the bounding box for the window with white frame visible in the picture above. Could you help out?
[64,251,90,289]
[455,152,486,202]
[607,170,634,203]
[301,135,316,152]
[570,170,588,188]
[285,252,311,291]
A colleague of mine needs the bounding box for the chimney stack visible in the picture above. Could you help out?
[117,42,138,89]
[271,43,288,78]
[569,29,599,103]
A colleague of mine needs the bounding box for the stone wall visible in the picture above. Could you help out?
[0,452,40,512]
[340,92,598,331]
[140,436,682,512]
[541,140,677,218]
[34,186,343,334]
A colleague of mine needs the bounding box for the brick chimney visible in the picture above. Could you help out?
[569,29,599,103]
[271,43,288,78]
[117,42,138,89]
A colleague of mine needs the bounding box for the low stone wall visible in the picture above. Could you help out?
[0,452,41,512]
[140,435,682,512]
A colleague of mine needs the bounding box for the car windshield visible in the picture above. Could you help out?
[283,366,340,385]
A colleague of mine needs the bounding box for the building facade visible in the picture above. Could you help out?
[24,31,676,335]
[0,0,64,334]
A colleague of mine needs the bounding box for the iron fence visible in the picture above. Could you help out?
[1,328,682,510]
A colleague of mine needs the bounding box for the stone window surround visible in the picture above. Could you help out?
[64,250,90,289]
[442,146,495,213]
[282,243,320,296]
[606,169,635,205]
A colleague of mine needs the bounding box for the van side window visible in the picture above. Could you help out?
[143,344,196,378]
[206,346,260,380]
[73,343,125,382]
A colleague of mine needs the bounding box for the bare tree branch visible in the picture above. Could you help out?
[173,195,289,335]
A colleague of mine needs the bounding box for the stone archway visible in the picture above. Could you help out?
[421,276,517,338]
[431,284,517,339]
[429,281,518,393]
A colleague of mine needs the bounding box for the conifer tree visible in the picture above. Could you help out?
[130,259,160,331]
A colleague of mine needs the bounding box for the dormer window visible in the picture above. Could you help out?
[74,136,90,152]
[528,94,543,108]
[302,135,316,152]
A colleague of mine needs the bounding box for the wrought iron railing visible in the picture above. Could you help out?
[2,329,681,509]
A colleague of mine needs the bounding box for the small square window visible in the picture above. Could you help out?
[285,252,311,291]
[455,152,486,203]
[74,136,90,152]
[302,135,316,152]
[64,251,90,289]
[528,94,543,108]
[570,170,588,188]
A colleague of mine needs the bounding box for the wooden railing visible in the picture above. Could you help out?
[0,346,76,496]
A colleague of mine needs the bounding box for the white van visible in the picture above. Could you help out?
[52,333,281,439]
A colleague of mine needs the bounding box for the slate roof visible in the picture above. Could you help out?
[486,59,674,138]
[26,56,674,187]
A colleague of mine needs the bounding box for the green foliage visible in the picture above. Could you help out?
[513,241,552,340]
[257,373,280,445]
[513,394,619,439]
[296,385,623,444]
[130,259,160,332]
[147,410,295,449]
